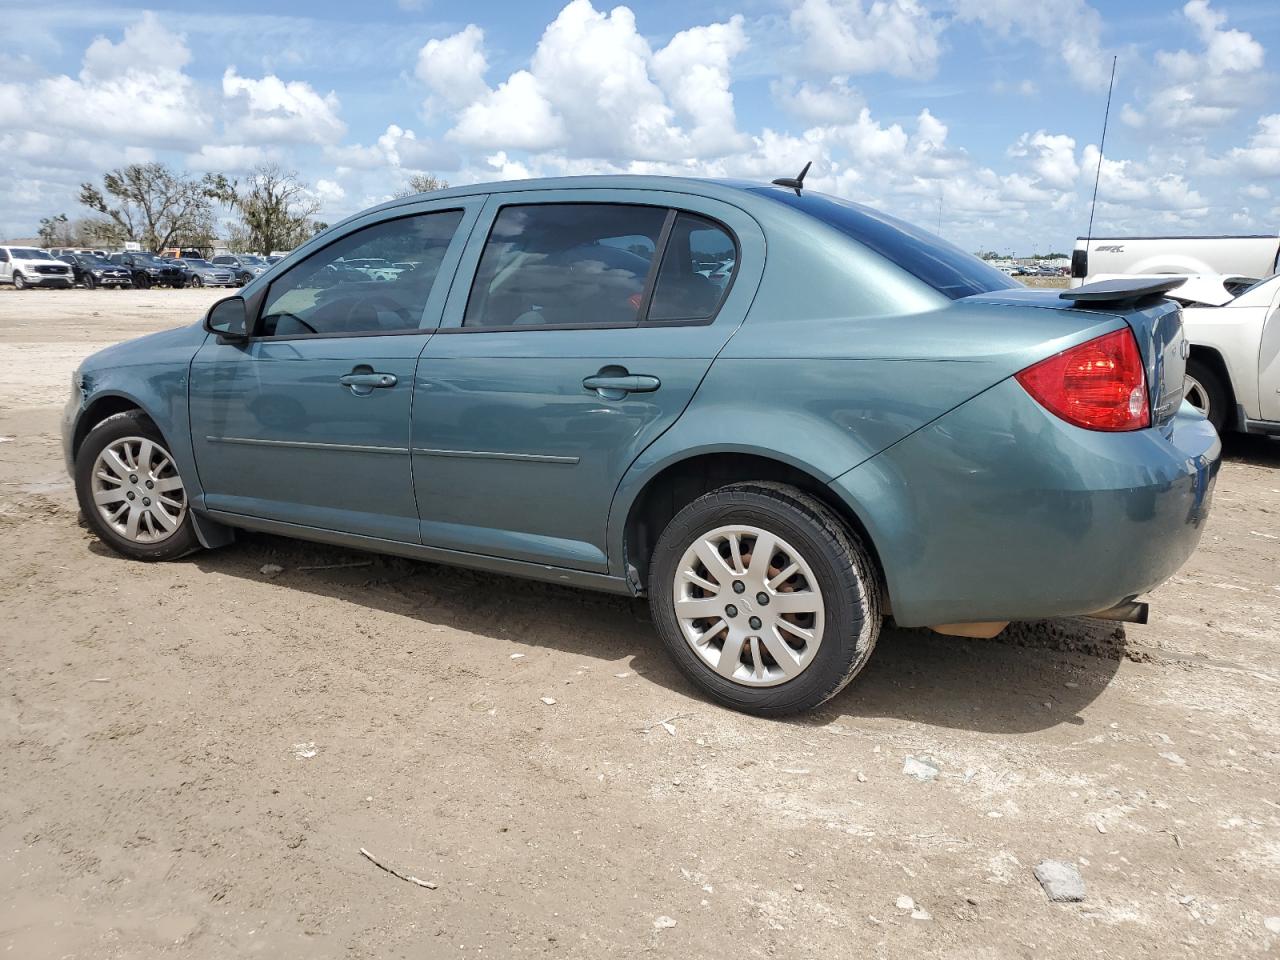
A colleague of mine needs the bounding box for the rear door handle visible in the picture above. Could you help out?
[339,371,397,396]
[582,374,661,398]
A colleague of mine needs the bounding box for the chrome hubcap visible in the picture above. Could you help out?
[91,436,187,543]
[673,524,825,687]
[1183,374,1209,417]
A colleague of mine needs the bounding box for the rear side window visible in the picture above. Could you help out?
[258,209,464,337]
[648,213,736,322]
[464,204,668,328]
[752,188,1018,300]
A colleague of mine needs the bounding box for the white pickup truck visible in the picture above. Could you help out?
[1071,235,1280,288]
[1158,274,1279,437]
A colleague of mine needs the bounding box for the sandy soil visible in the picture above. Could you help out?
[1,287,1278,959]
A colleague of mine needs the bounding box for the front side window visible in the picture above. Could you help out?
[464,204,668,328]
[648,213,737,322]
[257,209,464,337]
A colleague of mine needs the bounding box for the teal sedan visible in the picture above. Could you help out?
[63,175,1220,716]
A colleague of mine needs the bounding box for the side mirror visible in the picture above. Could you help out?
[204,295,249,343]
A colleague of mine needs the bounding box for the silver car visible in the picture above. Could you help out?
[174,258,238,288]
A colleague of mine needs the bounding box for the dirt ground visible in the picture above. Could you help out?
[1,287,1278,959]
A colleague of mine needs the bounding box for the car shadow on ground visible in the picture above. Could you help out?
[1221,432,1280,466]
[88,530,1130,736]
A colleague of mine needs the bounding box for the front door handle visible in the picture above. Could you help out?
[339,371,397,396]
[582,373,661,399]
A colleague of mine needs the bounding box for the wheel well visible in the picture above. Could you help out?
[623,453,886,598]
[1188,345,1236,409]
[72,397,153,461]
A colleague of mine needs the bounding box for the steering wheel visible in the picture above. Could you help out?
[344,294,411,329]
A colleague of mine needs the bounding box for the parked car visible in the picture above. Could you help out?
[1071,234,1280,288]
[63,176,1219,716]
[108,253,186,288]
[211,254,270,286]
[0,246,74,288]
[58,253,132,289]
[172,258,238,288]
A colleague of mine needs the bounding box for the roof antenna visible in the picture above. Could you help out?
[1085,56,1118,264]
[772,161,812,195]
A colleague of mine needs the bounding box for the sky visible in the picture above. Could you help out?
[0,0,1277,254]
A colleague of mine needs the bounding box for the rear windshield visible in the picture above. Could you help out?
[751,188,1019,300]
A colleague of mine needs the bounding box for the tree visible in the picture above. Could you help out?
[229,164,322,254]
[393,173,449,199]
[79,163,233,253]
[38,214,70,247]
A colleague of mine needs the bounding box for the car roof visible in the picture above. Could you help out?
[363,175,767,221]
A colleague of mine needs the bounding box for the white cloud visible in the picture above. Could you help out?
[416,24,489,112]
[1133,0,1266,131]
[186,144,270,173]
[222,68,346,145]
[651,16,748,155]
[771,77,864,124]
[790,0,944,79]
[1206,113,1280,178]
[1009,131,1080,190]
[951,0,1112,90]
[451,71,567,152]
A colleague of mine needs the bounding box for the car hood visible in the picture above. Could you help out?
[80,322,207,374]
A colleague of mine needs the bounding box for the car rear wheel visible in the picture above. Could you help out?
[648,482,881,716]
[13,272,26,290]
[75,412,200,561]
[1184,359,1229,435]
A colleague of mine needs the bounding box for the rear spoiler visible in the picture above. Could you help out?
[1059,277,1186,308]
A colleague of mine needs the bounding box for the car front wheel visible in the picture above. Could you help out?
[75,412,200,561]
[649,482,881,716]
[13,272,26,290]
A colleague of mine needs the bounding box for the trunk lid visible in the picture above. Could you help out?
[965,282,1187,430]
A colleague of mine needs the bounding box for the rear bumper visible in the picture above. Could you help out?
[830,378,1220,628]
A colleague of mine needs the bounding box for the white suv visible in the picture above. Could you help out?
[0,246,74,289]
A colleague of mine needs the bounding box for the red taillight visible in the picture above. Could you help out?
[1015,328,1150,431]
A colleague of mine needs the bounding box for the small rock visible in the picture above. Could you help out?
[260,563,284,577]
[856,772,867,783]
[653,915,677,930]
[911,908,932,921]
[540,696,557,706]
[902,756,939,781]
[793,883,804,892]
[895,895,914,911]
[614,671,632,678]
[510,653,525,659]
[1265,917,1280,934]
[1159,751,1187,767]
[660,721,676,736]
[292,741,317,759]
[1033,860,1085,902]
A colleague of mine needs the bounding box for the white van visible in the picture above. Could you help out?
[0,246,75,289]
[1071,235,1280,288]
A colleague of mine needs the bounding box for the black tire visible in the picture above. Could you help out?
[190,275,203,288]
[121,283,132,290]
[85,274,96,290]
[1185,358,1230,435]
[13,272,26,290]
[649,481,882,717]
[74,412,200,562]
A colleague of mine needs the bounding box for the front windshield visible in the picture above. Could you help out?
[241,255,267,265]
[14,248,54,260]
[83,256,113,267]
[1229,273,1278,300]
[136,255,165,265]
[183,259,212,267]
